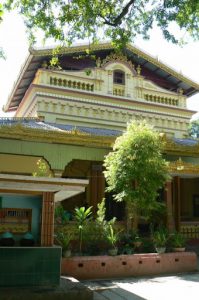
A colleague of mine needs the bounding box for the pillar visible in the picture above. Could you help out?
[90,163,105,214]
[41,192,55,246]
[164,180,175,232]
[173,176,181,231]
[53,169,64,178]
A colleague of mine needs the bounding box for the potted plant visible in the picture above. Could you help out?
[170,232,186,252]
[20,231,35,246]
[56,231,73,257]
[132,230,142,248]
[152,227,168,253]
[106,223,120,256]
[0,231,15,246]
[74,206,92,254]
[120,232,134,254]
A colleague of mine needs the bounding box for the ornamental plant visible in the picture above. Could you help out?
[74,206,92,254]
[106,222,119,250]
[104,120,170,231]
[32,159,51,177]
[55,230,73,252]
[152,226,168,248]
[170,231,186,248]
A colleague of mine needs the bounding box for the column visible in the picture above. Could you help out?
[53,169,64,178]
[108,70,113,94]
[41,192,55,246]
[90,163,105,214]
[164,180,175,232]
[173,176,181,231]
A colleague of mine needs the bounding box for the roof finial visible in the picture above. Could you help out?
[177,88,183,95]
[136,65,141,75]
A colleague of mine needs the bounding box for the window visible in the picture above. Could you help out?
[113,70,125,85]
[0,208,32,233]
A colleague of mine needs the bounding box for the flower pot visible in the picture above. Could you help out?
[0,232,15,246]
[134,241,142,248]
[108,248,118,256]
[172,247,185,252]
[155,247,166,254]
[63,249,72,257]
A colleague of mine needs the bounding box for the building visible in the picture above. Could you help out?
[1,42,199,237]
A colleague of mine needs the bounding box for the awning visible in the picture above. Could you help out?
[0,174,89,202]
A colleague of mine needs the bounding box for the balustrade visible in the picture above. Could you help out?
[144,93,179,106]
[50,76,94,92]
[113,87,125,96]
[180,222,199,239]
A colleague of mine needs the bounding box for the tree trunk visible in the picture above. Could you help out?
[132,210,138,231]
[126,201,138,232]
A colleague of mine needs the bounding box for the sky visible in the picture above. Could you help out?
[0,11,199,118]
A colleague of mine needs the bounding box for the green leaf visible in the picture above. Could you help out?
[3,0,199,49]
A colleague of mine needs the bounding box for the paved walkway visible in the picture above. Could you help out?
[82,249,199,299]
[83,272,199,300]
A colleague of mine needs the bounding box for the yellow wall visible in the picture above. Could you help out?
[0,154,51,175]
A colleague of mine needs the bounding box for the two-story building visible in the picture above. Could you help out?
[1,42,199,237]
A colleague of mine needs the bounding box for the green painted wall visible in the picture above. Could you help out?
[0,138,109,171]
[0,247,61,287]
[1,195,42,242]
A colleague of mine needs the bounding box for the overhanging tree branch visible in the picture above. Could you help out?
[101,0,136,26]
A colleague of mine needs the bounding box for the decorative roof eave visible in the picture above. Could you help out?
[4,42,199,112]
[168,159,199,176]
[1,123,199,156]
[3,54,34,113]
[0,124,115,149]
[164,137,199,157]
[30,42,199,92]
[126,44,199,93]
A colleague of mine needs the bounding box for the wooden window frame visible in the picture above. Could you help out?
[113,70,125,85]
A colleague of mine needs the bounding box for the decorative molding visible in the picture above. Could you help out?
[35,95,190,136]
[35,91,192,120]
[101,52,135,73]
[1,122,199,159]
[169,158,199,175]
[164,136,199,156]
[0,123,115,148]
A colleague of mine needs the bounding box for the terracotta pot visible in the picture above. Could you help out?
[63,249,72,257]
[155,247,166,254]
[108,248,118,256]
[172,247,185,252]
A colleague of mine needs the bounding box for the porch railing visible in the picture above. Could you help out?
[180,222,199,239]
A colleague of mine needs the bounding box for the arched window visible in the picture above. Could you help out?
[113,70,125,85]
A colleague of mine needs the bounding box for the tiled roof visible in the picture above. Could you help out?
[0,118,121,136]
[173,137,199,146]
[1,118,199,145]
[46,122,122,136]
[0,118,62,132]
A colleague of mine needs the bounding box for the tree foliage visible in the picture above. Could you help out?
[104,121,169,222]
[3,0,199,48]
[32,159,51,177]
[0,3,5,59]
[188,119,199,138]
